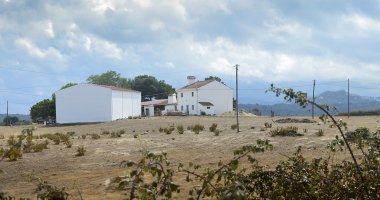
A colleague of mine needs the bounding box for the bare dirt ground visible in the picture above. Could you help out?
[0,115,379,199]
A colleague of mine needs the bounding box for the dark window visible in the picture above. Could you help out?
[181,106,183,111]
[192,105,194,110]
[207,107,210,109]
[181,93,183,98]
[192,92,194,97]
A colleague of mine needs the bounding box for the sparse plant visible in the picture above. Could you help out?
[187,125,194,130]
[193,124,204,133]
[209,123,218,132]
[260,127,265,131]
[128,116,132,119]
[91,133,100,139]
[214,130,220,136]
[177,125,184,134]
[76,146,86,156]
[231,124,237,130]
[146,130,149,132]
[111,131,121,138]
[64,140,73,148]
[7,135,16,145]
[264,122,272,128]
[133,134,139,138]
[303,128,308,133]
[251,126,255,129]
[81,134,86,139]
[102,130,110,135]
[53,136,60,145]
[159,127,164,132]
[32,143,46,152]
[152,130,155,132]
[7,147,22,161]
[133,130,136,132]
[315,129,324,136]
[119,129,126,134]
[0,134,5,139]
[67,131,75,136]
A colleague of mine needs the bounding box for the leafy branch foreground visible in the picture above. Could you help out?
[114,85,380,199]
[3,85,380,199]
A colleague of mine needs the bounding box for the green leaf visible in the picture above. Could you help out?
[131,170,138,178]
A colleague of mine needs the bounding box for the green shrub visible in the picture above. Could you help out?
[64,140,73,148]
[177,125,184,134]
[187,125,194,130]
[81,134,86,139]
[315,129,324,136]
[264,122,272,128]
[209,123,218,132]
[91,133,100,139]
[67,131,75,136]
[260,127,265,131]
[119,129,126,134]
[159,127,164,132]
[76,146,86,156]
[53,136,60,145]
[231,124,237,130]
[200,111,206,115]
[214,130,220,136]
[111,132,121,138]
[32,143,46,152]
[303,128,308,133]
[251,126,255,129]
[101,130,110,135]
[0,134,5,139]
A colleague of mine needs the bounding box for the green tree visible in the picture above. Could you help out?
[131,75,175,101]
[205,76,224,84]
[30,83,78,122]
[3,116,19,126]
[86,70,132,89]
[252,108,262,116]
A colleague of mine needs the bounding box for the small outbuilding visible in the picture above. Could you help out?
[141,93,178,116]
[56,83,141,123]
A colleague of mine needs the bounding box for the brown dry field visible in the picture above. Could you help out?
[0,115,379,199]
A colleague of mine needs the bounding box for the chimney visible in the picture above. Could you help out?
[187,76,196,85]
[168,93,177,104]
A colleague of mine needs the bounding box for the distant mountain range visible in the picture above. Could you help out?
[0,114,31,122]
[239,90,380,116]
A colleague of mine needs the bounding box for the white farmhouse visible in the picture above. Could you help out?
[141,93,178,117]
[177,76,233,115]
[56,83,141,123]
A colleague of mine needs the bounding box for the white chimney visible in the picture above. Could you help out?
[168,93,177,104]
[187,76,196,85]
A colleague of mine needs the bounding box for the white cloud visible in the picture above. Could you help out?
[84,37,92,51]
[133,0,152,8]
[155,62,175,69]
[45,21,55,38]
[264,18,312,39]
[93,39,123,59]
[14,38,68,61]
[151,21,164,30]
[91,0,116,13]
[343,14,380,31]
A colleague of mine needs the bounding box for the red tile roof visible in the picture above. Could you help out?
[92,84,141,93]
[178,80,214,90]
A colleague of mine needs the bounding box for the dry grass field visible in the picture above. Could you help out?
[0,115,379,199]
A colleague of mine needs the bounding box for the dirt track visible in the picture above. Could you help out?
[0,115,378,199]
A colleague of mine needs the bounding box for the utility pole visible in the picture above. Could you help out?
[7,101,9,126]
[312,80,315,119]
[235,64,239,133]
[348,79,350,118]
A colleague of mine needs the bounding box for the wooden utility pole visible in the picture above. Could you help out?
[7,101,9,126]
[235,64,239,133]
[312,80,315,119]
[348,79,350,118]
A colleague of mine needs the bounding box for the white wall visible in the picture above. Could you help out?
[112,90,141,120]
[198,104,214,115]
[198,81,233,115]
[177,89,198,115]
[56,84,112,123]
[143,105,154,117]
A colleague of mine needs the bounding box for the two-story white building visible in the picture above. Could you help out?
[177,76,233,115]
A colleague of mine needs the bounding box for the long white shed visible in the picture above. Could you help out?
[56,83,141,123]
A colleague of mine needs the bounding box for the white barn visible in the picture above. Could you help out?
[177,76,233,115]
[56,83,141,123]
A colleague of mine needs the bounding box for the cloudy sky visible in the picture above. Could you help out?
[1,0,380,114]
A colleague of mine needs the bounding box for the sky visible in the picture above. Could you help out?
[2,0,380,114]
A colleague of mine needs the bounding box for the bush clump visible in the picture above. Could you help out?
[76,146,86,156]
[7,135,17,145]
[192,124,204,134]
[315,129,324,136]
[177,126,184,134]
[209,123,218,132]
[269,126,302,137]
[231,124,237,130]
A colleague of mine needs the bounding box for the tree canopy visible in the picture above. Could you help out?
[86,70,132,89]
[30,83,77,122]
[205,76,224,84]
[131,75,176,101]
[86,72,176,101]
[3,116,19,126]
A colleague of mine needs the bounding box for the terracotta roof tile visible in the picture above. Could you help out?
[178,80,214,90]
[198,102,214,106]
[92,84,141,93]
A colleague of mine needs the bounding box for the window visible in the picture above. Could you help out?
[181,93,183,98]
[192,92,194,97]
[192,105,194,110]
[207,107,210,109]
[181,105,183,111]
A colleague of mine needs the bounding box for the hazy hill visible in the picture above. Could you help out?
[0,114,31,122]
[239,90,380,116]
